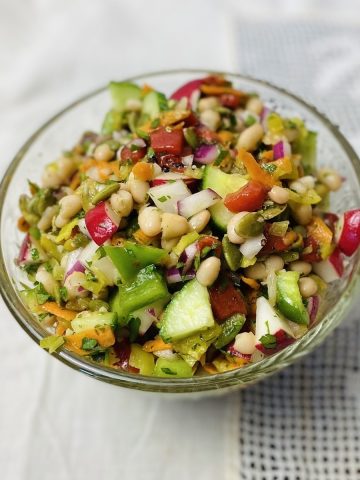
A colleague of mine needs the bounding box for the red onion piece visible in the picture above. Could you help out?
[165,267,183,284]
[18,234,31,265]
[181,242,198,273]
[307,295,320,324]
[181,154,194,167]
[194,144,219,164]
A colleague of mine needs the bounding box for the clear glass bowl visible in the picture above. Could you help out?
[1,70,359,395]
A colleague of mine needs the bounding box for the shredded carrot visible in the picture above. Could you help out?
[238,148,276,187]
[202,364,218,375]
[217,130,233,145]
[132,162,154,181]
[261,150,274,161]
[65,326,115,356]
[141,83,154,96]
[133,229,153,245]
[143,337,172,353]
[69,172,80,190]
[241,276,260,290]
[200,84,247,99]
[55,319,71,336]
[17,216,29,232]
[41,302,78,321]
[307,216,333,246]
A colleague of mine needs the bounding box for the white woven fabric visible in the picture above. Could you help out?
[233,17,360,480]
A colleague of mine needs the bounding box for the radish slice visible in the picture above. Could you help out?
[194,144,219,164]
[255,296,295,354]
[170,78,205,104]
[273,139,291,159]
[151,172,192,187]
[177,188,221,218]
[239,234,266,259]
[307,295,320,324]
[85,201,120,245]
[148,180,191,213]
[313,248,344,282]
[233,332,256,356]
[227,342,252,360]
[18,234,31,265]
[335,209,360,256]
[78,241,100,267]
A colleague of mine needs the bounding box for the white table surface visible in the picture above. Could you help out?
[1,1,359,479]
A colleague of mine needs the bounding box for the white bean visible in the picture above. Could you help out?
[55,194,82,228]
[189,210,211,233]
[110,190,133,217]
[161,213,189,240]
[317,168,342,192]
[289,180,307,195]
[198,96,219,112]
[299,276,318,298]
[200,109,221,131]
[227,212,248,244]
[35,265,58,297]
[128,179,149,204]
[41,156,77,189]
[236,123,264,151]
[244,262,267,280]
[37,205,58,231]
[268,186,289,204]
[299,175,316,189]
[246,97,263,115]
[234,332,256,355]
[161,237,180,251]
[138,206,162,237]
[264,255,284,273]
[94,143,114,162]
[292,204,312,225]
[289,260,312,276]
[196,257,221,287]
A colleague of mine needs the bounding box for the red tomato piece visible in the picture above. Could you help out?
[120,145,146,163]
[198,236,222,257]
[150,127,184,155]
[220,93,240,109]
[261,224,288,254]
[209,282,247,322]
[224,181,268,213]
[301,236,322,263]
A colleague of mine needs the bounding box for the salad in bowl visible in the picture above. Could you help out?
[15,74,360,379]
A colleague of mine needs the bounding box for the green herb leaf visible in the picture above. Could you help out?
[81,338,98,351]
[161,367,176,375]
[261,163,277,174]
[259,333,277,349]
[151,118,160,129]
[30,248,40,261]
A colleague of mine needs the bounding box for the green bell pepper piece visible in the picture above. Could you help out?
[172,324,221,367]
[104,242,167,283]
[129,344,155,376]
[235,212,264,238]
[153,357,193,378]
[214,313,246,349]
[110,265,169,325]
[101,109,123,135]
[292,130,317,175]
[222,235,242,271]
[276,270,309,325]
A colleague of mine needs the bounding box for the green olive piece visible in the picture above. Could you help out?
[235,212,264,238]
[259,202,287,220]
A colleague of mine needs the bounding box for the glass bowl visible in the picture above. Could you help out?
[1,70,359,396]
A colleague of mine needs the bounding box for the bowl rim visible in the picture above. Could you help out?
[1,68,360,393]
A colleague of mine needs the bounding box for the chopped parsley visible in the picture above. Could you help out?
[161,367,176,375]
[157,195,170,203]
[30,248,40,261]
[151,118,161,129]
[259,333,277,349]
[261,163,277,174]
[82,338,98,351]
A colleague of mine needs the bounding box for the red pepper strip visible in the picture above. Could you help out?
[238,148,276,188]
[261,224,290,254]
[209,281,247,322]
[150,127,184,155]
[198,236,222,257]
[224,180,269,213]
[300,236,322,263]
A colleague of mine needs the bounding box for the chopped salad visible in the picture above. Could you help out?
[17,74,360,378]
